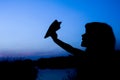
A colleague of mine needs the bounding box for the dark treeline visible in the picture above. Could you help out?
[0,59,38,80]
[0,50,120,80]
[35,56,80,69]
[35,50,120,69]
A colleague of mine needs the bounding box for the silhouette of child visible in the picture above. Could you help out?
[50,21,117,80]
[51,22,115,57]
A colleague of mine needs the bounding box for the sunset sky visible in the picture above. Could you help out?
[0,0,120,59]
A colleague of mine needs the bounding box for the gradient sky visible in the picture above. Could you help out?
[0,0,120,58]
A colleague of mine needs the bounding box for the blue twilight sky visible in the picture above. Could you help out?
[0,0,120,58]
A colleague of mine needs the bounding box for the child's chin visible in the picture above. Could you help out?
[81,41,87,47]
